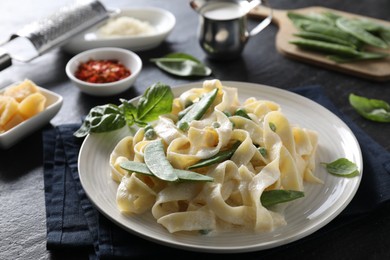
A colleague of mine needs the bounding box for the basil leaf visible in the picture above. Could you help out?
[261,190,305,207]
[74,83,175,137]
[73,104,126,137]
[349,93,390,123]
[120,98,137,126]
[137,82,173,123]
[151,53,212,77]
[321,158,360,177]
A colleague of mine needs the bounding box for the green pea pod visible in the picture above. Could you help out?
[234,108,251,120]
[289,39,360,57]
[261,190,305,207]
[188,141,241,169]
[293,31,357,48]
[346,18,383,32]
[328,51,388,63]
[336,17,388,49]
[320,11,342,23]
[301,23,361,47]
[178,102,195,120]
[177,88,218,131]
[379,29,390,45]
[144,140,178,182]
[287,11,334,26]
[120,161,214,182]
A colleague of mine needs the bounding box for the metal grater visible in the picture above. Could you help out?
[0,0,110,70]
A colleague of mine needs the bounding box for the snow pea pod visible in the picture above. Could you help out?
[177,88,218,131]
[289,39,360,57]
[120,161,214,182]
[144,139,178,182]
[188,141,241,169]
[293,31,356,48]
[287,12,334,27]
[328,51,388,63]
[336,17,388,49]
[301,23,361,47]
[379,29,390,45]
[234,108,251,120]
[178,102,195,120]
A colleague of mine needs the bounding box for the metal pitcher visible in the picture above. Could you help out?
[190,0,272,60]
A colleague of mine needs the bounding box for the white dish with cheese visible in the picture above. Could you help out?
[63,7,176,54]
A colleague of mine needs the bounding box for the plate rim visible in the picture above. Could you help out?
[78,81,363,253]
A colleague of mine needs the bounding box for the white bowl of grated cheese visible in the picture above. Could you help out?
[62,7,176,54]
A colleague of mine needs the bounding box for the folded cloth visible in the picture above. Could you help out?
[42,85,390,259]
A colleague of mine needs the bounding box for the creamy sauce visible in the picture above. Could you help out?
[202,2,246,20]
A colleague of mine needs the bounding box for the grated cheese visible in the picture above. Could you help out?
[98,16,156,37]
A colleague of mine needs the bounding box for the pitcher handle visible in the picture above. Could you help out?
[249,0,272,37]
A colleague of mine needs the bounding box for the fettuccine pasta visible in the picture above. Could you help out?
[110,79,322,234]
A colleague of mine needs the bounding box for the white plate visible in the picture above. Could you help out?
[62,7,176,54]
[0,83,63,149]
[78,81,362,253]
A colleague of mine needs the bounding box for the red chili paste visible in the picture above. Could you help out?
[75,59,131,83]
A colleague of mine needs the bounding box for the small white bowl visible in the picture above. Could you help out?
[65,47,142,96]
[0,83,63,149]
[63,7,176,54]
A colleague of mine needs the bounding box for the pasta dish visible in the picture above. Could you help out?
[109,79,322,234]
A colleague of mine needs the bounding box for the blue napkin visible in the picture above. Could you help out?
[42,85,390,259]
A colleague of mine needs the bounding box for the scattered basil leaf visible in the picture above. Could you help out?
[261,190,305,207]
[73,104,126,137]
[349,93,390,123]
[151,53,212,77]
[73,83,174,137]
[321,158,360,177]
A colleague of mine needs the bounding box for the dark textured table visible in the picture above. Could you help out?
[0,0,389,259]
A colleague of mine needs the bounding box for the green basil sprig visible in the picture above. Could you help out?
[349,93,390,123]
[150,53,212,77]
[74,82,173,137]
[321,158,360,178]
